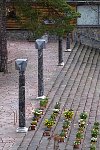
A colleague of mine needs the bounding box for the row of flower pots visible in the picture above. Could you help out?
[30,102,99,150]
[54,109,74,142]
[30,97,48,130]
[73,112,88,148]
[90,121,99,150]
[43,102,60,136]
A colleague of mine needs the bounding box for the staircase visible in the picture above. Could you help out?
[17,43,100,150]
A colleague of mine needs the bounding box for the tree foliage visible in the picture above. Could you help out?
[11,0,80,38]
[0,0,7,72]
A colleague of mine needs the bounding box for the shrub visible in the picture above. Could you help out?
[80,112,87,120]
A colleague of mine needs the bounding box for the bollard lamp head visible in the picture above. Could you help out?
[35,39,46,50]
[15,59,28,72]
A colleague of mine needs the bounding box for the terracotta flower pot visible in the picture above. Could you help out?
[74,144,80,149]
[74,140,81,149]
[43,130,50,136]
[40,106,46,110]
[31,125,36,130]
[59,136,65,142]
[76,138,82,143]
[78,127,84,133]
[54,135,60,142]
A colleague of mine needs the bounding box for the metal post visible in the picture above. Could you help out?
[65,33,71,52]
[58,36,64,66]
[35,39,46,99]
[15,59,28,133]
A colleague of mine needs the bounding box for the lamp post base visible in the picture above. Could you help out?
[36,95,46,100]
[65,49,72,52]
[16,127,28,133]
[58,62,64,66]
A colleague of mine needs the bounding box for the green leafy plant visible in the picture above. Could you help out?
[50,113,56,121]
[90,144,96,150]
[93,125,99,131]
[40,97,48,108]
[91,137,97,143]
[54,102,60,110]
[74,140,81,145]
[93,122,100,131]
[91,129,99,138]
[44,118,55,128]
[59,130,67,137]
[76,131,83,140]
[40,100,46,107]
[63,120,70,129]
[94,122,99,127]
[80,112,88,120]
[53,108,59,114]
[78,127,84,133]
[78,119,86,128]
[73,140,81,148]
[31,120,37,126]
[63,109,74,120]
[33,108,43,117]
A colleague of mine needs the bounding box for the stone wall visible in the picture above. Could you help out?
[76,4,100,48]
[73,27,100,49]
[7,30,31,41]
[7,28,100,49]
[7,29,58,42]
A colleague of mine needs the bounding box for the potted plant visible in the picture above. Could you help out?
[73,140,81,148]
[94,121,99,126]
[50,113,56,121]
[91,129,99,138]
[33,108,42,117]
[59,130,66,142]
[78,119,86,128]
[54,134,60,142]
[31,120,37,126]
[40,97,48,109]
[44,118,55,129]
[80,112,88,120]
[62,120,70,130]
[76,131,83,142]
[43,118,55,136]
[93,121,99,130]
[33,108,43,121]
[52,109,59,116]
[91,137,97,144]
[90,144,96,150]
[52,102,60,117]
[63,109,74,120]
[94,121,100,126]
[93,125,99,131]
[30,120,37,130]
[78,127,84,133]
[54,102,60,110]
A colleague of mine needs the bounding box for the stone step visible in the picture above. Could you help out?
[18,44,100,150]
[45,46,94,150]
[65,48,100,150]
[17,43,81,150]
[26,44,90,149]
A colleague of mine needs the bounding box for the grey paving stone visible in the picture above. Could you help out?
[1,41,100,150]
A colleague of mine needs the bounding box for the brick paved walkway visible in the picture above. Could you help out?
[0,40,71,150]
[0,40,100,150]
[17,43,100,150]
